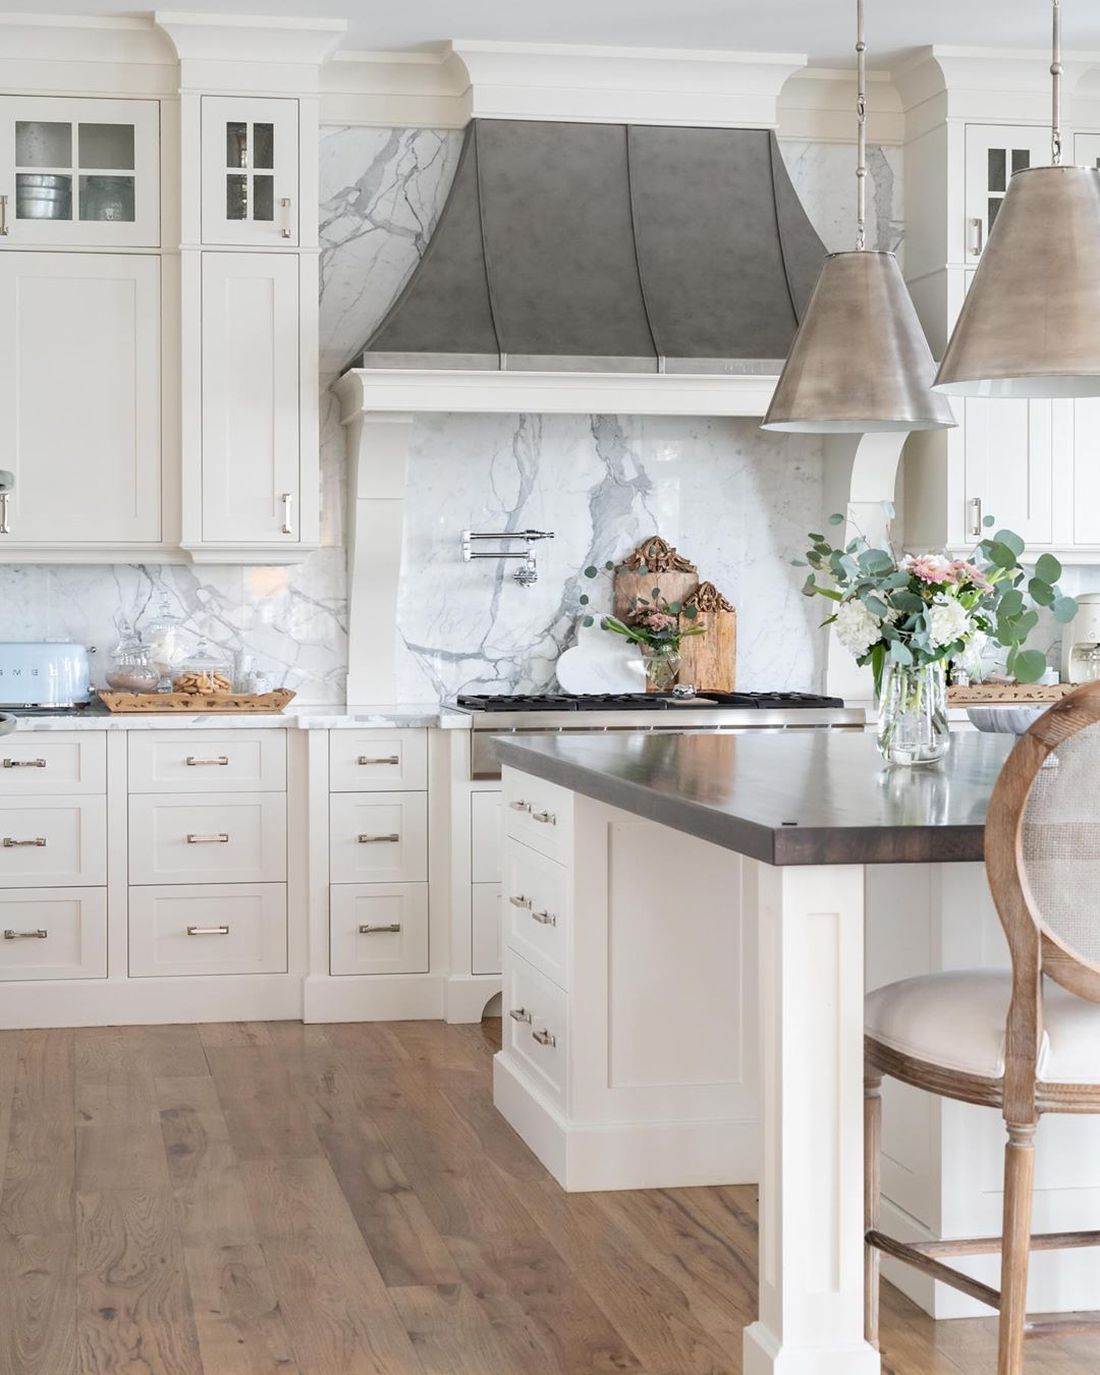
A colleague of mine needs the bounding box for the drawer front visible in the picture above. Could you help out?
[128,884,287,977]
[503,949,568,1109]
[471,882,501,976]
[329,730,427,792]
[329,883,429,976]
[0,797,106,887]
[128,731,287,793]
[470,789,502,883]
[503,841,568,988]
[0,734,105,795]
[329,793,427,883]
[129,793,286,885]
[0,887,106,980]
[502,768,573,861]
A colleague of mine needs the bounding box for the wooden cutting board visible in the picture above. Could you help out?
[678,582,737,691]
[612,537,698,620]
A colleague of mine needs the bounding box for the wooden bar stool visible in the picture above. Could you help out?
[864,682,1100,1375]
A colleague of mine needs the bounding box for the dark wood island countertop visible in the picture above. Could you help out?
[493,729,1016,866]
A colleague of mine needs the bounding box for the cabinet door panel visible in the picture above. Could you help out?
[963,395,1053,545]
[0,252,161,545]
[0,95,159,248]
[964,125,1050,264]
[1073,399,1100,546]
[201,97,298,246]
[201,252,300,544]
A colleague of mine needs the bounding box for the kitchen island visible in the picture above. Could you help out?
[493,729,1016,1375]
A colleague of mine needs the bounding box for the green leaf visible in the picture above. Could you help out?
[862,594,889,617]
[891,590,925,614]
[1053,595,1079,624]
[889,639,914,665]
[1035,553,1062,584]
[667,601,681,614]
[1013,649,1048,684]
[791,558,808,567]
[1028,578,1054,607]
[683,604,698,619]
[827,512,845,526]
[579,593,589,605]
[651,587,661,600]
[807,532,825,543]
[801,575,817,598]
[583,565,598,578]
[858,549,895,575]
[998,588,1025,616]
[982,514,996,528]
[993,528,1025,557]
[988,541,1020,570]
[582,615,594,627]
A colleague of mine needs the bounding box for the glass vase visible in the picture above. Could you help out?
[640,643,681,692]
[876,660,949,766]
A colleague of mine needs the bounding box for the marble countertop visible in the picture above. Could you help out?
[493,729,1016,866]
[3,703,445,731]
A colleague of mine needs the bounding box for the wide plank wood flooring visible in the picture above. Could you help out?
[0,1017,1095,1374]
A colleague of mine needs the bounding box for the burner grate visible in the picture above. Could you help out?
[455,690,844,713]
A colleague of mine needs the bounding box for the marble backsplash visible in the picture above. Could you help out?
[0,127,906,704]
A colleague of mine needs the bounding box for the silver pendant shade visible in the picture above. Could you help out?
[933,3,1100,398]
[762,0,953,434]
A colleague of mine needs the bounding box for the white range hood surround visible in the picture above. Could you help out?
[333,370,907,705]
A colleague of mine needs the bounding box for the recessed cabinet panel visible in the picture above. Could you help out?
[471,882,502,976]
[201,97,297,246]
[0,887,106,981]
[129,883,287,977]
[0,252,162,546]
[0,797,106,887]
[0,96,159,248]
[128,792,287,886]
[964,124,1049,262]
[201,252,300,545]
[1073,399,1100,545]
[329,793,427,884]
[963,394,1054,546]
[329,883,429,976]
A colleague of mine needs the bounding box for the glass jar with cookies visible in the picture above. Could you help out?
[173,641,234,695]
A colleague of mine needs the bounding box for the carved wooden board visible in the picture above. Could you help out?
[678,582,737,691]
[947,683,1070,704]
[612,536,698,621]
[98,688,296,713]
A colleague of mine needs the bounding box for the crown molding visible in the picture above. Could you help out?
[322,46,469,128]
[778,67,904,145]
[894,43,1100,126]
[155,11,347,94]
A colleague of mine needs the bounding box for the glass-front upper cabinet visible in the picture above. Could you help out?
[0,96,159,248]
[201,97,298,246]
[963,124,1050,263]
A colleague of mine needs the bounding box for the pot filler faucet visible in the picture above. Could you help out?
[461,529,555,586]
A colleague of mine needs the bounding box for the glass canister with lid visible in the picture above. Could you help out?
[173,641,235,695]
[144,596,186,692]
[106,623,161,693]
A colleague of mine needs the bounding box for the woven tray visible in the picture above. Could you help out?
[98,688,296,714]
[947,683,1072,705]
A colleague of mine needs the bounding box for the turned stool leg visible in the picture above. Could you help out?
[998,1122,1036,1375]
[864,1069,883,1349]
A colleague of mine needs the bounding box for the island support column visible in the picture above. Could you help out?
[744,862,880,1375]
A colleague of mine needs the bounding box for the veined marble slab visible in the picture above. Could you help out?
[4,704,443,731]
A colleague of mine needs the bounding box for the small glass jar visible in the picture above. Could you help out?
[173,641,234,695]
[106,632,160,693]
[144,596,186,692]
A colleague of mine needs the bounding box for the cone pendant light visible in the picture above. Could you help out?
[934,0,1100,398]
[762,1,954,433]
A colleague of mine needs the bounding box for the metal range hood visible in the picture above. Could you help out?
[345,119,827,376]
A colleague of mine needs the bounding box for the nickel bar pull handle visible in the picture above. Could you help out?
[186,833,229,844]
[531,910,557,927]
[187,925,230,936]
[357,833,400,844]
[531,809,556,826]
[509,800,530,813]
[358,922,401,934]
[509,1007,532,1024]
[3,837,45,847]
[3,928,46,940]
[509,894,532,909]
[967,496,983,539]
[281,492,294,535]
[968,216,984,256]
[532,1028,557,1047]
[3,758,46,769]
[186,755,229,767]
[357,755,400,766]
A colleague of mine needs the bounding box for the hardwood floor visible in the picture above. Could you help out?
[0,1018,1095,1375]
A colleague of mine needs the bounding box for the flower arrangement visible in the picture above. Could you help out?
[600,590,705,652]
[797,506,1076,692]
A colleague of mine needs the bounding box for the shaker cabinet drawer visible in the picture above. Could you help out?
[0,887,106,980]
[128,731,287,792]
[502,768,572,861]
[503,840,569,989]
[128,883,287,977]
[329,883,428,976]
[329,793,427,883]
[0,734,105,795]
[328,730,427,792]
[128,793,286,885]
[503,949,568,1110]
[0,797,106,886]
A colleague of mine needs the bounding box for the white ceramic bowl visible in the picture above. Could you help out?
[966,705,1048,735]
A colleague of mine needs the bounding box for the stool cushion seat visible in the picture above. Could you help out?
[865,969,1100,1084]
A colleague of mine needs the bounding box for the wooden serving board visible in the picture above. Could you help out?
[947,683,1071,705]
[678,582,737,691]
[98,688,296,714]
[612,536,698,622]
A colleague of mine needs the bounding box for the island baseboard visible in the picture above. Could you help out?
[493,1053,761,1192]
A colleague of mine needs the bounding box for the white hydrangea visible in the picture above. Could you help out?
[835,599,882,658]
[927,596,972,649]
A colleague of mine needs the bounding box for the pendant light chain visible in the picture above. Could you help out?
[1051,0,1063,165]
[856,0,867,250]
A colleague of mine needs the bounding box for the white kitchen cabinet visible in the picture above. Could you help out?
[329,792,428,884]
[0,734,105,796]
[0,95,159,248]
[128,730,287,793]
[129,792,287,886]
[0,797,106,888]
[471,883,502,976]
[329,730,427,793]
[963,124,1049,264]
[329,883,429,976]
[962,391,1058,546]
[129,883,287,977]
[0,888,106,981]
[201,97,298,246]
[0,252,162,548]
[199,251,301,548]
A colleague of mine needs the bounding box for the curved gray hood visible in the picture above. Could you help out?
[347,119,827,375]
